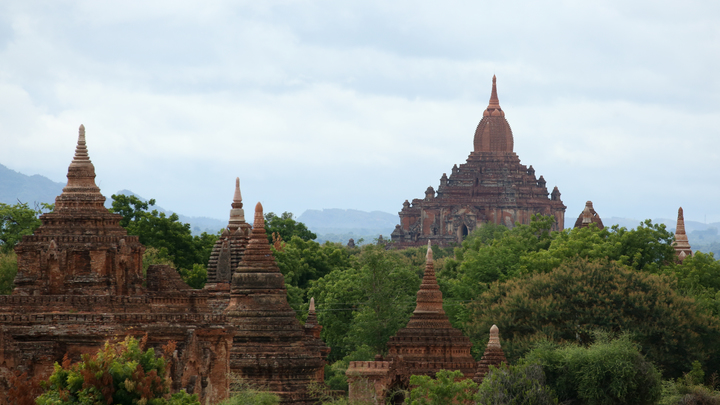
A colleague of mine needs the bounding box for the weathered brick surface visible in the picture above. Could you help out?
[224,203,329,404]
[392,77,566,247]
[0,126,233,404]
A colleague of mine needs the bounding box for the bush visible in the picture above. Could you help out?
[35,335,199,405]
[525,333,662,405]
[475,362,557,405]
[0,251,17,294]
[217,375,280,405]
[660,361,720,405]
[405,370,478,405]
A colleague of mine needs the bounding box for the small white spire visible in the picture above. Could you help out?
[309,297,316,313]
[426,240,433,262]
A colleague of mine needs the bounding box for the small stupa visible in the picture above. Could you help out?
[574,201,604,229]
[473,324,508,383]
[385,241,476,378]
[224,202,328,403]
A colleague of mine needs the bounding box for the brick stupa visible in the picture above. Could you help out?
[473,324,507,383]
[574,201,604,230]
[673,207,693,263]
[392,76,566,247]
[224,202,328,404]
[385,242,476,378]
[205,177,251,313]
[0,126,233,403]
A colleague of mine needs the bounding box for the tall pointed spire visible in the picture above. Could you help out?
[386,240,476,377]
[413,241,443,316]
[474,76,512,152]
[227,177,246,232]
[55,125,105,211]
[673,207,692,263]
[488,75,500,108]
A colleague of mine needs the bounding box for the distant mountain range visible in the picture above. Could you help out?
[0,164,224,236]
[297,208,397,244]
[2,163,719,254]
[0,164,64,206]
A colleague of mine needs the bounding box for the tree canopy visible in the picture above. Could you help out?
[110,194,217,288]
[264,211,317,243]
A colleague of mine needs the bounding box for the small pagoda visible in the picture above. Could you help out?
[574,201,604,229]
[224,203,329,403]
[385,241,476,378]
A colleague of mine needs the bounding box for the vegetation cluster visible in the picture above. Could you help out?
[4,195,720,404]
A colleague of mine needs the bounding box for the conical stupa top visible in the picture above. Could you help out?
[488,325,501,348]
[582,201,594,225]
[309,297,316,313]
[413,241,444,315]
[233,201,277,272]
[56,125,105,211]
[227,177,246,231]
[488,75,500,108]
[233,178,243,207]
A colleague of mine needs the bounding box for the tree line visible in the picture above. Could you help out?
[3,195,720,403]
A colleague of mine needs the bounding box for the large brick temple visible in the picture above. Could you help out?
[0,126,329,404]
[391,76,566,247]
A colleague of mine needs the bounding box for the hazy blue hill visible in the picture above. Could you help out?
[298,208,398,244]
[0,163,65,205]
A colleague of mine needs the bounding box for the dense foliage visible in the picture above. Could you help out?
[475,363,557,405]
[110,194,217,288]
[467,258,720,377]
[0,202,51,253]
[524,333,662,405]
[265,211,317,243]
[405,370,477,405]
[36,336,199,405]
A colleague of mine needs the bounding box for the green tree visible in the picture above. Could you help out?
[467,258,720,378]
[438,215,556,327]
[405,370,478,405]
[36,336,199,405]
[667,251,720,316]
[0,251,17,295]
[0,202,51,253]
[264,212,316,243]
[520,220,676,275]
[524,333,662,405]
[475,363,557,405]
[110,194,217,288]
[308,244,421,361]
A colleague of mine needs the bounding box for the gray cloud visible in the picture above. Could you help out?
[0,0,718,224]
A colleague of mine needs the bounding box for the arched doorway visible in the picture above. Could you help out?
[458,224,469,243]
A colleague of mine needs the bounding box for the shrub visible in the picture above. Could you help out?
[217,375,280,405]
[405,370,477,405]
[35,335,199,405]
[525,333,662,405]
[475,362,557,405]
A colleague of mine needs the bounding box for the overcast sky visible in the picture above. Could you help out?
[1,0,718,225]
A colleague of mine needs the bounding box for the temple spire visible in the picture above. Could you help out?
[56,124,105,211]
[673,207,693,263]
[413,241,443,315]
[233,177,243,207]
[227,177,246,232]
[488,75,500,108]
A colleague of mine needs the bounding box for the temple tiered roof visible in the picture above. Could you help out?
[386,242,476,378]
[224,203,328,403]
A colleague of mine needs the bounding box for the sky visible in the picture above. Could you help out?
[0,0,718,225]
